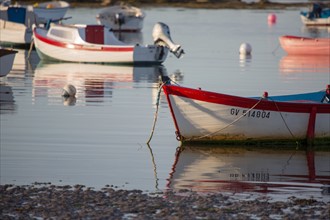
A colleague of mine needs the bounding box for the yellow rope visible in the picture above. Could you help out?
[187,98,264,141]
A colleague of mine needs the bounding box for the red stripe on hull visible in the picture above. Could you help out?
[163,85,330,114]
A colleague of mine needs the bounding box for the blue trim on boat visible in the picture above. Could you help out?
[300,8,330,19]
[251,91,326,102]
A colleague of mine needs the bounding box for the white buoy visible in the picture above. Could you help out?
[62,84,76,97]
[239,43,252,55]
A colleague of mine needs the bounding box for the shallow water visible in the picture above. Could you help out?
[1,7,329,202]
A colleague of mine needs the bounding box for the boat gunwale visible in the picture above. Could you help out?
[33,26,135,52]
[162,85,330,114]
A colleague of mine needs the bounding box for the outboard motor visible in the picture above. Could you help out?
[152,22,184,59]
[115,13,125,26]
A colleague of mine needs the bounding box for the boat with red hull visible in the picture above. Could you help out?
[162,84,330,146]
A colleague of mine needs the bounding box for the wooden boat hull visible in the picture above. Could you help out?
[33,25,169,64]
[279,35,330,56]
[162,85,330,145]
[0,48,17,77]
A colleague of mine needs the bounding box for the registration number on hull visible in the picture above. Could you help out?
[230,108,271,119]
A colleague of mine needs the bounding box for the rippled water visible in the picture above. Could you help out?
[1,6,329,202]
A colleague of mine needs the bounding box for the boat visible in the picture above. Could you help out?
[167,146,330,194]
[0,1,69,47]
[32,1,69,24]
[32,22,184,64]
[279,35,330,56]
[300,3,330,26]
[0,0,11,6]
[162,84,330,145]
[0,5,36,46]
[96,2,145,32]
[0,48,17,77]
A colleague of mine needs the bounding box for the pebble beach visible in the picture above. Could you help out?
[1,184,329,219]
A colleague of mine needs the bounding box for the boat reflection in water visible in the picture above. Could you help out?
[167,146,330,199]
[279,55,330,74]
[33,62,172,106]
[0,83,16,113]
[301,26,330,38]
[114,31,143,45]
[239,54,252,71]
[6,49,39,77]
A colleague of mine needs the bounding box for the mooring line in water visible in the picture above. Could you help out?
[27,37,34,60]
[271,43,281,55]
[146,143,159,190]
[269,97,300,147]
[146,81,167,144]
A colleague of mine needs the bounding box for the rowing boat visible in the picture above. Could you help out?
[162,84,330,145]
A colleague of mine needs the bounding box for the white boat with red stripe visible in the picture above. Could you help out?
[162,84,330,146]
[32,22,184,64]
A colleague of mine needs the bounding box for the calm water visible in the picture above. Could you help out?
[1,7,330,202]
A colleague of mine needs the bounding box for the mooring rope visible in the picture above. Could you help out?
[186,96,300,147]
[269,97,300,147]
[27,37,34,60]
[146,143,159,190]
[271,43,281,55]
[146,81,167,144]
[186,98,264,141]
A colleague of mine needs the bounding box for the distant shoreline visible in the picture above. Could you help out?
[76,2,309,9]
[73,2,310,10]
[21,1,312,9]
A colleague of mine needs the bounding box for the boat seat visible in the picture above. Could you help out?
[7,7,26,24]
[85,25,104,44]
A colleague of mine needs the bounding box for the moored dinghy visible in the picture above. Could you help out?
[279,35,330,56]
[300,3,330,26]
[33,22,184,64]
[0,48,18,77]
[0,5,36,46]
[0,1,69,47]
[162,84,330,145]
[33,1,70,24]
[96,2,145,32]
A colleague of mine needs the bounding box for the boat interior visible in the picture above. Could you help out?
[47,24,126,45]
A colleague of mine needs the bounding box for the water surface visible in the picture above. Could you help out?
[1,7,329,202]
